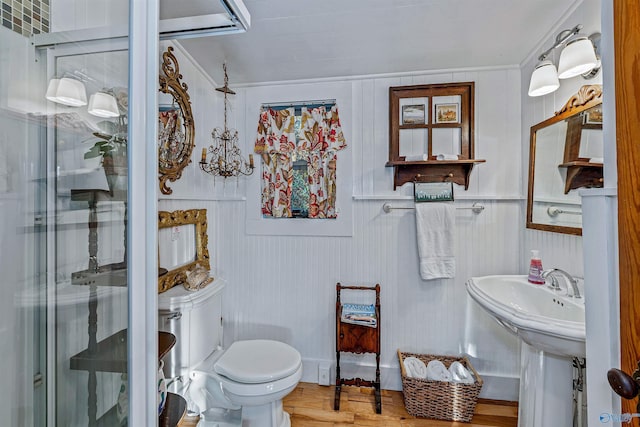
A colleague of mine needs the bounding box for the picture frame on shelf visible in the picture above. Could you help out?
[414,181,454,202]
[583,106,602,124]
[435,103,459,123]
[402,104,426,125]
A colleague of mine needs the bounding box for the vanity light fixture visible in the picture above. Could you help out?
[200,63,254,179]
[528,24,601,97]
[45,76,88,106]
[87,91,120,118]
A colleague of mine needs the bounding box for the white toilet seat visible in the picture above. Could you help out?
[217,362,303,398]
[214,340,302,383]
[193,339,302,400]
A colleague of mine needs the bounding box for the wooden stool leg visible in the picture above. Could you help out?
[334,351,341,410]
[375,352,381,414]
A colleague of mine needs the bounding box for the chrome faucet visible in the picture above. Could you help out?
[541,268,582,298]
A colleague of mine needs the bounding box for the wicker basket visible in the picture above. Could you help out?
[397,350,483,422]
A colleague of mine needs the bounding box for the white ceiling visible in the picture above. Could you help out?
[177,0,579,86]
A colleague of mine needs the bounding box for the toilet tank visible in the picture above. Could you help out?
[158,278,225,380]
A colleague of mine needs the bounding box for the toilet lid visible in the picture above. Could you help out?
[214,340,301,384]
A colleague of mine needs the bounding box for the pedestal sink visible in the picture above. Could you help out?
[465,275,585,357]
[466,275,586,427]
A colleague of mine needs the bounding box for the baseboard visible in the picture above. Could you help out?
[301,358,519,402]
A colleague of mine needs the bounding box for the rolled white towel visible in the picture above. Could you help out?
[405,154,429,162]
[426,360,452,382]
[589,157,604,164]
[449,361,475,384]
[436,154,459,161]
[403,357,427,379]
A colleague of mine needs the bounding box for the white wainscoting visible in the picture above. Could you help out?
[210,199,522,399]
[159,198,525,400]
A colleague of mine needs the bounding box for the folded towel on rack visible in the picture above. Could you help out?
[403,357,428,379]
[426,360,452,382]
[449,361,475,384]
[436,154,459,161]
[589,157,604,163]
[415,203,456,280]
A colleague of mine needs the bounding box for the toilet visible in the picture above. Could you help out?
[158,279,302,427]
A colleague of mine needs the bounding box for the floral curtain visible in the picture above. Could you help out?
[254,104,347,218]
[254,107,296,217]
[298,106,346,218]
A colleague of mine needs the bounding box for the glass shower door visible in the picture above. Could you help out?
[50,47,131,427]
[1,0,159,425]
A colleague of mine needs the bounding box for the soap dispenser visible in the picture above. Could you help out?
[527,250,545,284]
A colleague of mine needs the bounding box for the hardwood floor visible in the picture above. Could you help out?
[283,383,518,427]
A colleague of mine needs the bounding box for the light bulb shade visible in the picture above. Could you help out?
[528,61,560,97]
[88,92,120,118]
[52,77,87,107]
[557,37,598,79]
[45,78,61,102]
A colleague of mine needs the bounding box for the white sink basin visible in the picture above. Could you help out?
[466,275,585,358]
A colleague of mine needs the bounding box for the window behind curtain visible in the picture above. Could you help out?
[254,102,346,220]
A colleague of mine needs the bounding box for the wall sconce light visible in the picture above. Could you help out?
[45,76,88,106]
[200,63,254,179]
[87,91,120,118]
[528,24,601,97]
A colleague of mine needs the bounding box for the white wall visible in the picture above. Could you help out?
[160,62,525,399]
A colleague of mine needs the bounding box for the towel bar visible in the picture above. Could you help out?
[382,202,484,214]
[547,206,582,217]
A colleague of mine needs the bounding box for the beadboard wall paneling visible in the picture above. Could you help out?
[159,65,526,400]
[211,200,522,398]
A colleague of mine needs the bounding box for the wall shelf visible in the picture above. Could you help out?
[385,159,485,190]
[387,82,484,190]
[558,161,603,194]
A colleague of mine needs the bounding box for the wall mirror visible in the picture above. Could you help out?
[158,209,210,293]
[527,85,603,235]
[158,46,195,195]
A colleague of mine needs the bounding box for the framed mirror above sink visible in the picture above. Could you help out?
[526,85,603,235]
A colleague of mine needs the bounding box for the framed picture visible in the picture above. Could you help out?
[414,181,454,203]
[435,103,459,123]
[402,104,426,125]
[583,106,602,124]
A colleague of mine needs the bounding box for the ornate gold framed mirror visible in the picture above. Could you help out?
[158,46,195,195]
[526,85,603,235]
[158,209,211,293]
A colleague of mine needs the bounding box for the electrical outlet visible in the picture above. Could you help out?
[318,364,331,386]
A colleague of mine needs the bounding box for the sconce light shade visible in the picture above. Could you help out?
[46,77,88,107]
[45,78,61,102]
[528,60,560,97]
[557,37,598,79]
[88,92,120,118]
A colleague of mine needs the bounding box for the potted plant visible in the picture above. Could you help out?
[83,88,128,195]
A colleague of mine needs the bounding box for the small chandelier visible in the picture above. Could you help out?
[200,63,254,178]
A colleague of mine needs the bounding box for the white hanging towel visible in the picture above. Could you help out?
[415,203,456,280]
